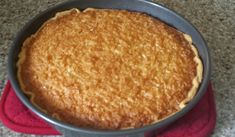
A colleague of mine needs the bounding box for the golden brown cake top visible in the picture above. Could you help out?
[17,8,202,129]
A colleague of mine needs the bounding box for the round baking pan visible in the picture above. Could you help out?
[8,0,211,137]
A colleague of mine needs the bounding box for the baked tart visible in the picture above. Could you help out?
[17,8,203,129]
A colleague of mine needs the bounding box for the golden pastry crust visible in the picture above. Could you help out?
[17,8,203,129]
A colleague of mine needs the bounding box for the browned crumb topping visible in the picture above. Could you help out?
[17,8,200,129]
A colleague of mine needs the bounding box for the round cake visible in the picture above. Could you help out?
[17,8,203,129]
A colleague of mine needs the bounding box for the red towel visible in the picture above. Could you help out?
[0,81,216,137]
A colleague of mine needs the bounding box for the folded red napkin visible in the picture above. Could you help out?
[0,81,216,137]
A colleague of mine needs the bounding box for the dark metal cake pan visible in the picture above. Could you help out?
[8,0,211,136]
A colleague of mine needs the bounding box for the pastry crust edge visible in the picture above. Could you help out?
[17,8,203,129]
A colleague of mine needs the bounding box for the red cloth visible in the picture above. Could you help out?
[0,81,216,137]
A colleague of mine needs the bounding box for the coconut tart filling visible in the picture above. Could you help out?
[17,8,203,129]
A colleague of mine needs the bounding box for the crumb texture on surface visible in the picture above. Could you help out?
[17,8,201,129]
